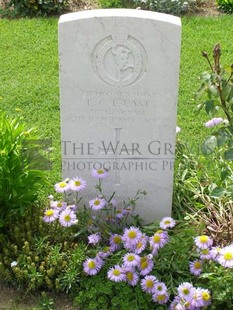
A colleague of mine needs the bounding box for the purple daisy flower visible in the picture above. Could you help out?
[177,282,195,301]
[141,275,157,294]
[123,253,140,268]
[69,177,87,192]
[134,234,148,254]
[194,235,213,249]
[115,208,124,219]
[96,248,111,260]
[83,257,103,275]
[124,268,139,286]
[152,292,169,304]
[89,197,106,211]
[122,226,143,247]
[169,296,182,310]
[50,200,67,211]
[199,248,212,260]
[199,288,211,307]
[138,256,154,276]
[210,246,221,261]
[159,217,176,230]
[109,234,122,251]
[218,245,233,268]
[190,287,207,308]
[43,208,59,223]
[189,260,202,276]
[154,281,167,295]
[107,265,126,282]
[149,230,169,250]
[88,233,101,245]
[204,117,223,128]
[54,180,70,193]
[59,208,77,227]
[92,168,109,179]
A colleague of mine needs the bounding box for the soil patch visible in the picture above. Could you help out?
[0,283,76,310]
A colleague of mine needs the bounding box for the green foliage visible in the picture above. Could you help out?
[0,112,48,228]
[197,265,233,309]
[37,292,55,310]
[144,221,199,291]
[99,0,132,8]
[0,207,87,293]
[133,0,195,16]
[74,263,156,309]
[217,0,233,13]
[196,44,233,158]
[2,0,68,17]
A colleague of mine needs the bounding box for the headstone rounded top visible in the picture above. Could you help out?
[59,9,181,26]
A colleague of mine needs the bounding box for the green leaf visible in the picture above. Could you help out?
[201,136,218,155]
[205,100,215,116]
[209,84,219,97]
[224,148,233,160]
[221,169,230,181]
[210,187,227,198]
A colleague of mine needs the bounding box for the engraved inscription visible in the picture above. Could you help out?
[92,27,147,87]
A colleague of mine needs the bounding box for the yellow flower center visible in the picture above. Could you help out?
[202,292,210,301]
[194,261,202,269]
[64,215,71,222]
[113,269,121,276]
[128,231,137,239]
[182,288,190,295]
[146,280,154,288]
[126,272,133,281]
[87,261,96,269]
[116,209,122,214]
[97,169,104,175]
[224,252,233,260]
[157,285,163,291]
[74,180,81,186]
[45,210,54,217]
[113,236,121,244]
[137,241,142,249]
[59,182,67,188]
[127,254,135,262]
[199,235,208,243]
[94,200,100,206]
[153,235,161,243]
[157,295,165,301]
[201,249,209,255]
[164,220,171,225]
[141,260,148,270]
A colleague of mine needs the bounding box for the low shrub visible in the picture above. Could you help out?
[133,0,196,16]
[0,206,87,292]
[1,0,68,17]
[217,0,233,13]
[0,111,48,228]
[99,0,132,8]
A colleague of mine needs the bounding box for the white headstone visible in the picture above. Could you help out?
[59,9,181,224]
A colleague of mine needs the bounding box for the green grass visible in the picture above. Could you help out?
[0,15,232,185]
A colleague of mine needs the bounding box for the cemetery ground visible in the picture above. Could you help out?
[0,10,233,310]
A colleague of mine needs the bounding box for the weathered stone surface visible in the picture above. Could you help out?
[59,9,181,223]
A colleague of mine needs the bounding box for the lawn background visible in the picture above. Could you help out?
[0,15,232,191]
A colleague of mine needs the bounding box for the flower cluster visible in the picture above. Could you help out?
[83,221,173,305]
[171,282,211,309]
[83,219,212,308]
[204,117,224,128]
[189,234,233,277]
[43,169,144,234]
